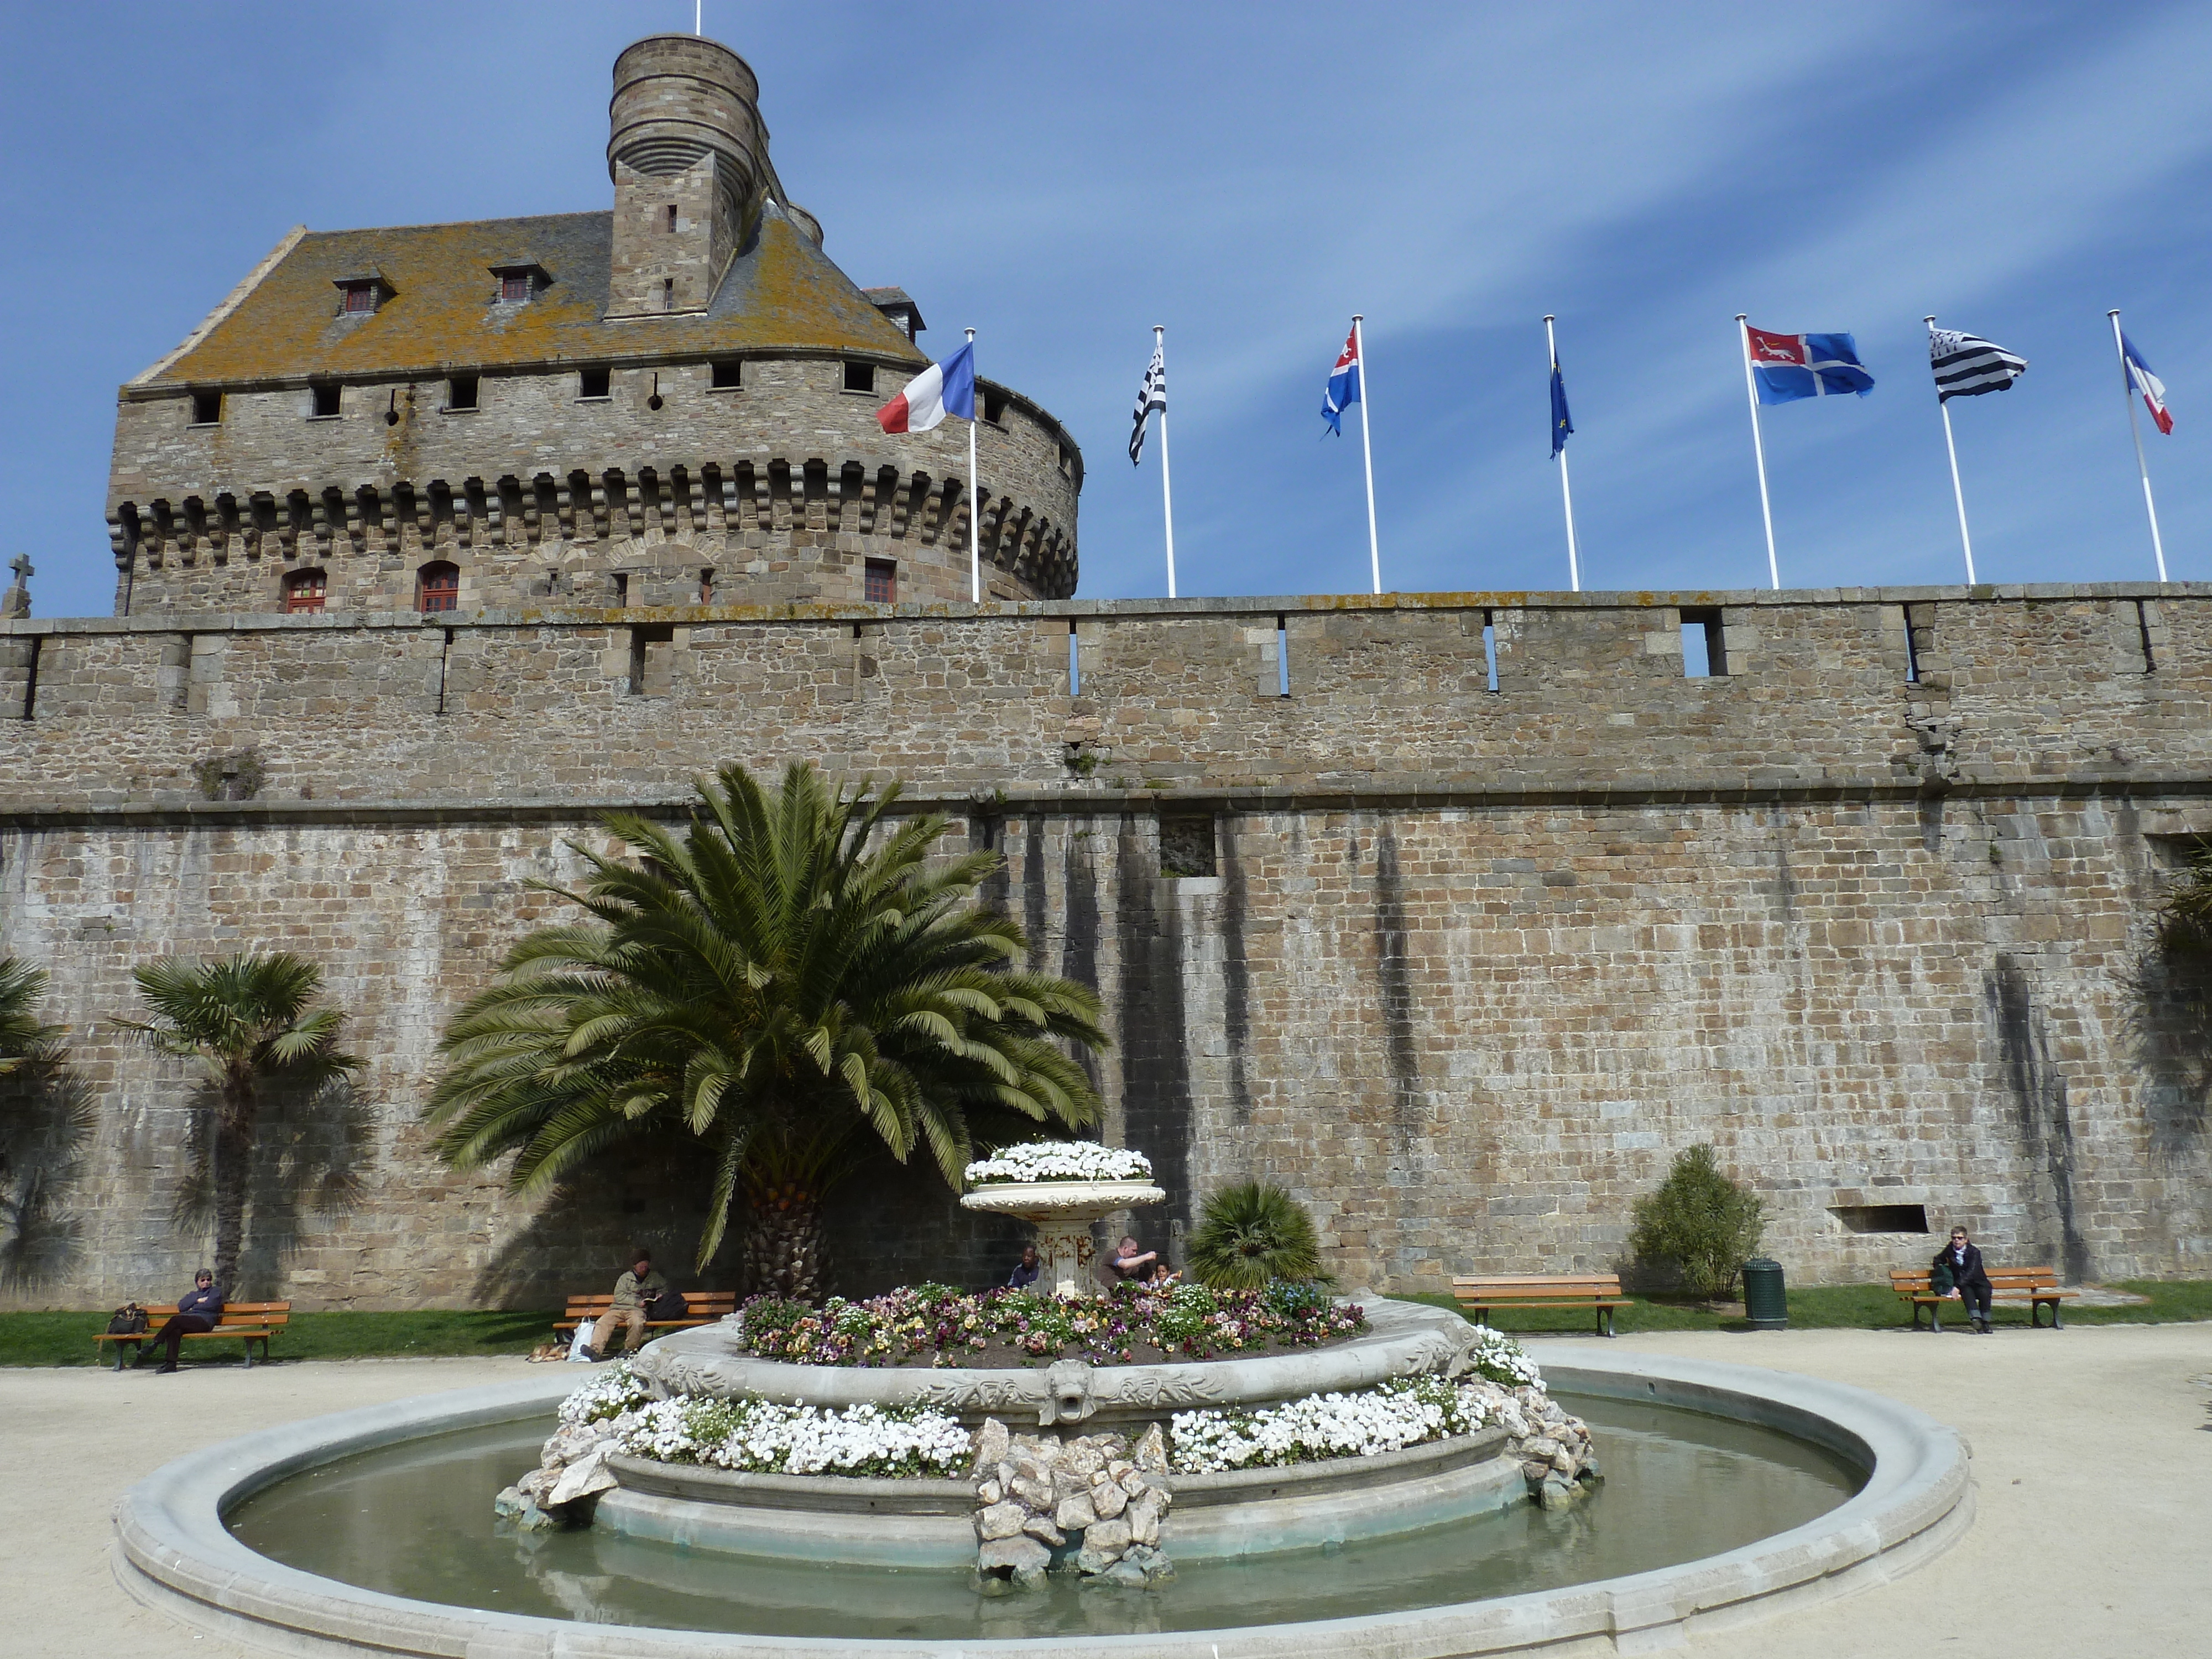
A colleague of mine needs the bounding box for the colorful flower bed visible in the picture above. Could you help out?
[1171,1374,1491,1473]
[738,1279,1365,1367]
[962,1141,1154,1186]
[617,1395,972,1478]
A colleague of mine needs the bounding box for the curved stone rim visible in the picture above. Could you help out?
[958,1180,1168,1213]
[112,1330,1973,1658]
[634,1290,1463,1424]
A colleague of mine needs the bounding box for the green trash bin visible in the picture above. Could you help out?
[1741,1258,1787,1329]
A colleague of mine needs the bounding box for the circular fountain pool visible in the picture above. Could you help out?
[114,1344,1973,1657]
[228,1392,1854,1638]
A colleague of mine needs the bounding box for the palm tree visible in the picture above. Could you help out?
[0,959,61,1074]
[118,953,362,1293]
[2162,841,2212,957]
[427,761,1109,1300]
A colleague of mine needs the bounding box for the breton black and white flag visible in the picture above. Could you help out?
[1929,329,2028,401]
[1129,343,1166,465]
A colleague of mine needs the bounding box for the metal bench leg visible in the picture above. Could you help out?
[1929,1303,1943,1334]
[242,1339,253,1370]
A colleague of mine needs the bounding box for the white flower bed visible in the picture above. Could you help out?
[615,1395,972,1479]
[963,1141,1154,1186]
[1464,1324,1544,1389]
[557,1360,651,1426]
[1170,1374,1490,1473]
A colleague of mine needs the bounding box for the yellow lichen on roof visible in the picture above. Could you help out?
[149,207,924,387]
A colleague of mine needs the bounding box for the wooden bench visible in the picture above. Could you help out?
[93,1301,292,1370]
[1452,1274,1634,1338]
[1891,1266,2074,1331]
[552,1290,737,1347]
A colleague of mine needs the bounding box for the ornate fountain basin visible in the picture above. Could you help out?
[957,1177,1166,1297]
[635,1292,1482,1430]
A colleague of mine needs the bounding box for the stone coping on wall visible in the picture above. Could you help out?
[113,1335,1971,1659]
[11,577,2210,635]
[7,770,2210,831]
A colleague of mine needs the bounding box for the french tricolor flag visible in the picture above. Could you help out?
[2121,332,2173,434]
[877,341,976,434]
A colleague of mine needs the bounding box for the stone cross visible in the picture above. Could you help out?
[0,554,29,620]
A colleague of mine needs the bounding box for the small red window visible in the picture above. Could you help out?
[499,273,529,302]
[284,569,328,613]
[342,284,375,314]
[416,562,460,613]
[864,559,896,604]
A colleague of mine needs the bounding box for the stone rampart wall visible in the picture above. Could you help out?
[1,585,2208,1308]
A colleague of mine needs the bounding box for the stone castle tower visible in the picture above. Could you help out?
[102,34,1081,620]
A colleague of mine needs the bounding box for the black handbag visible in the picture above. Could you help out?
[647,1290,690,1322]
[107,1303,149,1336]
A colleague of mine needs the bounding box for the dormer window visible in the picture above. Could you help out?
[333,273,389,315]
[488,263,548,305]
[862,286,926,343]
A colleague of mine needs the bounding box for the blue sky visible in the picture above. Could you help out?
[4,1,2208,618]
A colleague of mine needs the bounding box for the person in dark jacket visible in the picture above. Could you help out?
[138,1269,223,1373]
[1934,1227,1994,1333]
[1006,1244,1042,1289]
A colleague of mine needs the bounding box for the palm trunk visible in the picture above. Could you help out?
[743,1180,828,1302]
[211,1074,256,1295]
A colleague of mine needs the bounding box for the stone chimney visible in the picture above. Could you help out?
[604,35,780,319]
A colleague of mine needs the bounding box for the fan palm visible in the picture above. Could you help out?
[0,959,61,1075]
[1187,1181,1326,1289]
[426,760,1108,1300]
[117,953,362,1293]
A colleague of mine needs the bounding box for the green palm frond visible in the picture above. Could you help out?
[0,959,61,1076]
[426,760,1109,1272]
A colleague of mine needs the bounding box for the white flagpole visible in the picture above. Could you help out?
[1544,314,1580,592]
[2108,309,2169,584]
[1353,314,1380,594]
[966,326,980,603]
[1155,325,1177,599]
[1736,314,1780,590]
[1927,316,1978,585]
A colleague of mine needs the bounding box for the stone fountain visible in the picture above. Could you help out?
[958,1178,1165,1297]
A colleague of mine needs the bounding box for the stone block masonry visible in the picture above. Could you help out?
[1,583,2208,1308]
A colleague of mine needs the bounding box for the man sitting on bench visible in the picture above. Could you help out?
[584,1249,667,1361]
[1935,1226,1995,1334]
[137,1268,222,1373]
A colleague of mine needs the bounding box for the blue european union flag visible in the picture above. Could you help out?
[1551,359,1573,458]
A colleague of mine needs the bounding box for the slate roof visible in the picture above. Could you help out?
[140,204,924,388]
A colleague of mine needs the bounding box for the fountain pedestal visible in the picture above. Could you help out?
[958,1179,1166,1297]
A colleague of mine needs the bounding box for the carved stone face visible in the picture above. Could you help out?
[1040,1359,1097,1426]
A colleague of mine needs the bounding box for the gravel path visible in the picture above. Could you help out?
[12,1323,2209,1657]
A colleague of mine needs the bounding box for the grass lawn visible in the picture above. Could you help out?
[1398,1278,2212,1337]
[0,1308,560,1369]
[4,1281,2208,1367]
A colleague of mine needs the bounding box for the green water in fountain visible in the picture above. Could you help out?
[227,1393,1860,1638]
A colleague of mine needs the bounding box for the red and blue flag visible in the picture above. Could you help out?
[1746,326,1874,404]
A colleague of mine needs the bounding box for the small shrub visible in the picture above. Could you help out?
[1187,1180,1324,1290]
[1628,1144,1765,1298]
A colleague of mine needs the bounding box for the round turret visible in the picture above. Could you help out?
[608,35,768,194]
